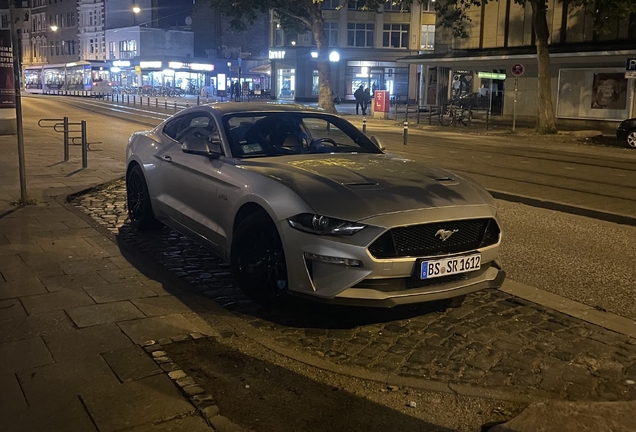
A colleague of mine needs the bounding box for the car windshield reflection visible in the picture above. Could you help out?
[223,112,382,158]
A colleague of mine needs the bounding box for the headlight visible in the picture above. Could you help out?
[287,213,366,236]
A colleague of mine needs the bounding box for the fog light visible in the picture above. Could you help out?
[303,252,362,267]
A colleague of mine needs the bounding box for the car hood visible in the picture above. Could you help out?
[238,153,495,221]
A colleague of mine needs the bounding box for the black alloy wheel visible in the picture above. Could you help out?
[231,210,289,307]
[126,164,161,230]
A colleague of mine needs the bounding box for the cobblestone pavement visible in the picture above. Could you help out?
[72,180,636,402]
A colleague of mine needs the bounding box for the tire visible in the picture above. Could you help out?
[126,164,161,230]
[626,130,636,148]
[231,210,289,307]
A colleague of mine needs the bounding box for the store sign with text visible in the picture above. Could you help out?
[0,30,15,109]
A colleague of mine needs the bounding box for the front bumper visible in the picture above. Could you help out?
[277,207,504,308]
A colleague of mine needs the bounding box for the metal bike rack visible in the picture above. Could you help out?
[38,117,94,168]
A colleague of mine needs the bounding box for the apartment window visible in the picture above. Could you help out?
[119,39,137,59]
[348,0,365,10]
[382,24,409,48]
[109,41,115,59]
[55,42,59,56]
[89,12,93,26]
[324,22,338,46]
[347,23,374,47]
[384,1,410,12]
[422,0,435,11]
[420,24,435,50]
[321,0,340,9]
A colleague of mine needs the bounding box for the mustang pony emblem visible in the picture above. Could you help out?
[435,228,459,241]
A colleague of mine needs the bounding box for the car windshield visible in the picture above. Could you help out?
[222,112,382,158]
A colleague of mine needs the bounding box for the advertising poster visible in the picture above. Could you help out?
[591,72,627,110]
[0,29,16,109]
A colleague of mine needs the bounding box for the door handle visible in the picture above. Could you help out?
[162,155,172,162]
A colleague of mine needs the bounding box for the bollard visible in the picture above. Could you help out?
[155,98,158,108]
[116,93,119,103]
[81,120,88,169]
[127,94,130,104]
[63,117,69,162]
[197,95,200,106]
[362,117,367,135]
[174,102,177,111]
[147,97,150,107]
[403,121,408,146]
[206,96,209,104]
[165,99,168,109]
[133,95,136,105]
[186,102,190,109]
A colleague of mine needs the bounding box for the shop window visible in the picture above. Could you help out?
[420,24,435,50]
[347,23,374,47]
[312,70,319,96]
[382,24,409,48]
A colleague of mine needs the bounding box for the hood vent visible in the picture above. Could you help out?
[434,177,454,182]
[344,181,379,186]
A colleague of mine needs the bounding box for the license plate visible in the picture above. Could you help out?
[420,253,481,279]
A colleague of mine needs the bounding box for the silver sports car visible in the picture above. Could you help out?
[126,103,504,307]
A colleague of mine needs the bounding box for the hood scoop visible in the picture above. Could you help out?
[344,181,380,186]
[434,176,459,186]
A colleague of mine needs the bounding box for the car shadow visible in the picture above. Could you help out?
[114,221,455,331]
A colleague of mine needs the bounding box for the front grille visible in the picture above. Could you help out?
[368,218,500,259]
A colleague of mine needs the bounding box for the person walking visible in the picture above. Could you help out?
[354,85,365,115]
[362,87,371,115]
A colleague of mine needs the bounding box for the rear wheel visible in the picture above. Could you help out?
[126,164,161,230]
[626,131,636,148]
[231,210,289,307]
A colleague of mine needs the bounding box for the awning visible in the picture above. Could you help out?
[250,63,271,74]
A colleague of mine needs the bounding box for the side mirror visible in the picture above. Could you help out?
[369,135,386,151]
[182,136,222,158]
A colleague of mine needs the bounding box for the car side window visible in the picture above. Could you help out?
[162,117,183,141]
[176,113,220,145]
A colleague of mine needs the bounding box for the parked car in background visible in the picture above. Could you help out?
[616,118,636,148]
[125,103,505,307]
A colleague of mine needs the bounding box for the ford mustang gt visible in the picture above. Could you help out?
[126,103,505,307]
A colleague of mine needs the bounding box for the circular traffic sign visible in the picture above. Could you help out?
[511,64,525,77]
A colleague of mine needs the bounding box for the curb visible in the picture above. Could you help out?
[141,336,248,432]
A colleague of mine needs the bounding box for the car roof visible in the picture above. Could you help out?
[203,102,327,116]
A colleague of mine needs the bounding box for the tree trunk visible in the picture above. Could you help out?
[531,0,557,134]
[309,4,336,114]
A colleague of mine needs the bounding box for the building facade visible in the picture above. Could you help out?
[404,1,636,129]
[267,0,437,102]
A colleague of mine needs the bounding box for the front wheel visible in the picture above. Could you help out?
[126,164,161,230]
[231,210,289,307]
[626,131,636,148]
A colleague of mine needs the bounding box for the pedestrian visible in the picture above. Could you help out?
[230,81,235,100]
[354,85,365,115]
[362,87,371,115]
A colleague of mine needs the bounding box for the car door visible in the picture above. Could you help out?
[157,111,226,252]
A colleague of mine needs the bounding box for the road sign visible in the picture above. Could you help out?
[477,72,506,80]
[626,58,636,71]
[511,63,525,77]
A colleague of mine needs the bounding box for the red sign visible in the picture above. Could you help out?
[374,90,389,113]
[511,64,525,77]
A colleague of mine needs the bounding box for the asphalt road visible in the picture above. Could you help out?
[19,95,636,320]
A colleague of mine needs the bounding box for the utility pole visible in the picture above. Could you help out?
[9,0,28,205]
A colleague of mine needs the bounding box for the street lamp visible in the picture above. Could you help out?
[50,25,58,32]
[132,4,140,25]
[132,5,141,14]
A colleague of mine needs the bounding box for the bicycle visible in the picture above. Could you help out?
[439,105,472,127]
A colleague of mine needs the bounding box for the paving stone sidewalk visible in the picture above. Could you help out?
[0,132,229,431]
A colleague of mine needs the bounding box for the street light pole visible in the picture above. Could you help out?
[9,0,28,205]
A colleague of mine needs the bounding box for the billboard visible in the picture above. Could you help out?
[0,30,16,109]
